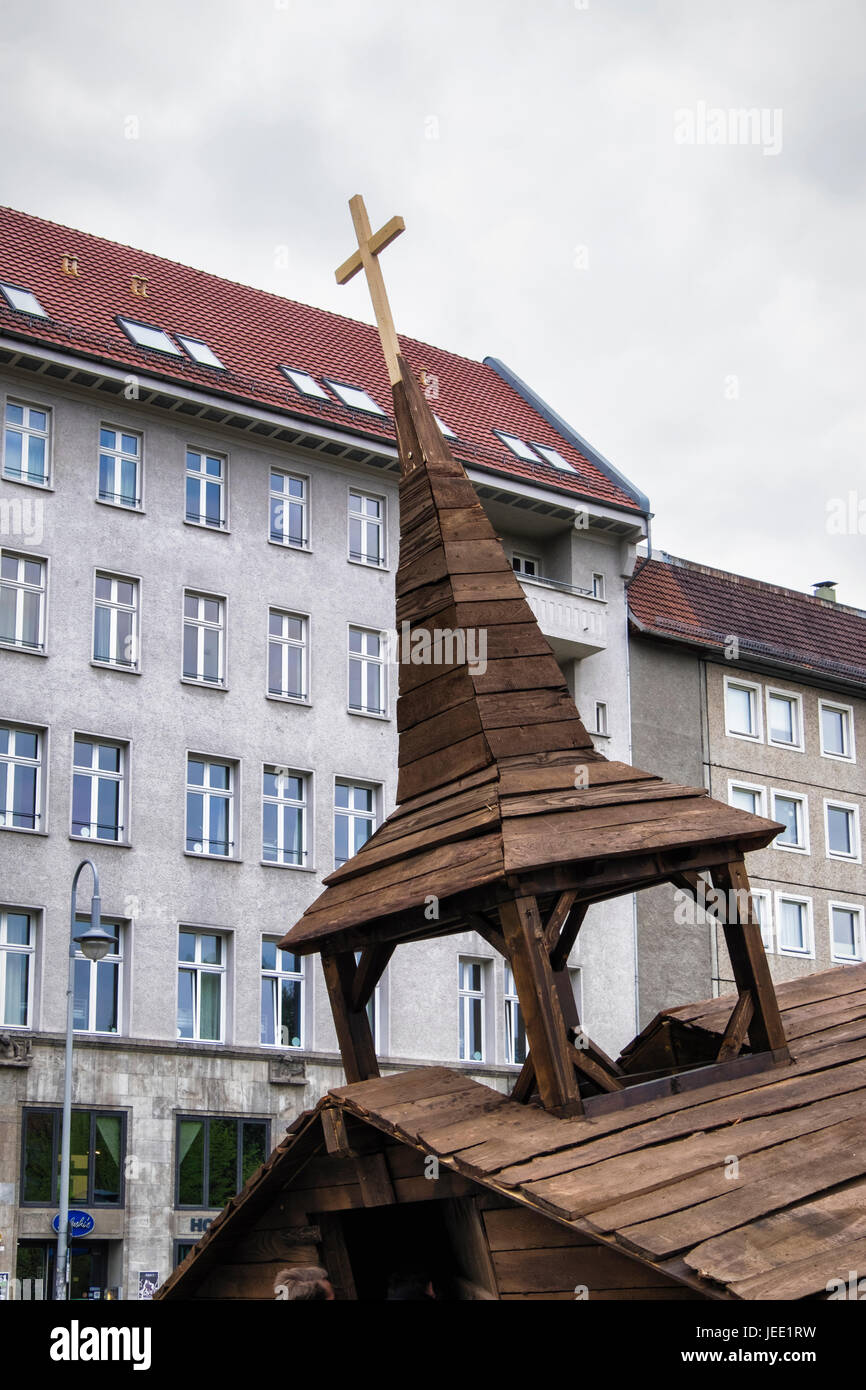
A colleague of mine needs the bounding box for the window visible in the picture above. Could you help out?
[325,380,385,415]
[21,1108,125,1206]
[825,801,861,860]
[73,916,122,1034]
[0,550,45,651]
[185,448,226,529]
[504,964,526,1065]
[767,689,803,750]
[776,895,813,957]
[771,791,808,852]
[177,930,226,1040]
[186,758,234,857]
[348,490,385,566]
[592,572,605,600]
[458,958,486,1062]
[355,949,385,1050]
[262,767,307,866]
[183,592,225,685]
[725,678,761,740]
[493,431,540,462]
[831,904,864,963]
[261,939,303,1046]
[1,283,47,317]
[0,725,43,831]
[728,782,766,816]
[594,702,609,736]
[3,402,50,485]
[268,610,308,701]
[93,573,139,669]
[433,414,456,439]
[511,553,540,578]
[175,1114,268,1208]
[348,627,386,715]
[751,890,773,953]
[0,908,34,1027]
[334,781,377,868]
[281,367,329,399]
[534,443,576,473]
[269,470,308,548]
[117,317,181,354]
[72,738,126,843]
[98,427,141,508]
[820,701,855,761]
[177,336,224,369]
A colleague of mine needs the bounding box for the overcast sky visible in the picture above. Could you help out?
[1,0,864,605]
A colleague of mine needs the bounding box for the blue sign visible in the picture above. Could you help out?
[52,1210,95,1236]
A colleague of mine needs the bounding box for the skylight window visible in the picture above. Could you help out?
[434,414,457,439]
[281,368,329,400]
[118,317,182,355]
[178,335,225,369]
[494,430,541,463]
[325,380,385,415]
[534,443,577,473]
[0,283,47,317]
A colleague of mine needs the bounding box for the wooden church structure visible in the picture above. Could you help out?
[157,199,866,1301]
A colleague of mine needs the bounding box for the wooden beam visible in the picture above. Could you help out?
[467,911,508,957]
[717,990,754,1062]
[350,943,394,1011]
[317,1212,358,1301]
[543,890,577,951]
[354,1152,396,1208]
[510,1055,537,1104]
[499,895,582,1116]
[711,861,789,1059]
[550,901,589,973]
[321,951,380,1084]
[321,1108,353,1158]
[571,1049,624,1093]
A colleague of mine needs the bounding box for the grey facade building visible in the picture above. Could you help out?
[629,552,866,1028]
[0,208,648,1298]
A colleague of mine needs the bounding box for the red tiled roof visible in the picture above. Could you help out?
[0,206,641,513]
[629,554,866,686]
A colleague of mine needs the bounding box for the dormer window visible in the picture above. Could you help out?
[325,380,385,415]
[281,368,329,400]
[117,317,181,355]
[0,283,47,318]
[177,336,225,369]
[493,430,541,462]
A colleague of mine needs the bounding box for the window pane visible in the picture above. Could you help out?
[4,951,29,1027]
[13,765,37,827]
[775,798,800,845]
[177,969,194,1037]
[94,959,119,1033]
[200,934,221,965]
[280,980,302,1047]
[68,1110,89,1203]
[262,801,278,861]
[208,797,228,854]
[261,939,277,971]
[349,658,362,708]
[23,1110,55,1203]
[822,707,846,756]
[286,645,303,698]
[73,958,91,1029]
[260,977,276,1045]
[833,908,857,957]
[731,787,759,814]
[93,607,111,662]
[828,807,853,855]
[242,1122,267,1183]
[207,1118,237,1207]
[769,695,795,743]
[727,686,753,734]
[178,1120,204,1205]
[186,792,204,851]
[96,777,119,839]
[199,971,221,1039]
[21,590,40,647]
[780,901,805,951]
[93,1115,122,1204]
[4,428,23,474]
[202,628,220,681]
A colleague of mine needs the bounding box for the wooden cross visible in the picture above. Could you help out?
[335,195,405,385]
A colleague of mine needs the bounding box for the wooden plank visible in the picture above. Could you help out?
[443,539,515,574]
[354,1152,396,1207]
[321,951,380,1085]
[543,891,577,951]
[195,1259,314,1300]
[712,862,788,1057]
[317,1211,357,1301]
[491,1245,677,1293]
[730,1235,866,1301]
[328,804,497,885]
[350,943,395,1009]
[497,757,654,797]
[483,1206,595,1251]
[500,783,701,819]
[470,654,570,695]
[551,902,589,972]
[388,764,498,820]
[716,990,754,1062]
[486,721,591,758]
[442,1197,500,1296]
[229,1231,319,1265]
[396,733,494,803]
[397,665,474,721]
[476,690,579,730]
[321,1108,353,1157]
[398,698,483,765]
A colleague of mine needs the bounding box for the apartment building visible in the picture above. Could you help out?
[0,208,648,1297]
[629,552,866,1026]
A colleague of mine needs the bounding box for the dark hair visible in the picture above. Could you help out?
[385,1269,433,1300]
[275,1265,331,1300]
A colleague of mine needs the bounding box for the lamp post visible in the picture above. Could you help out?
[54,860,115,1302]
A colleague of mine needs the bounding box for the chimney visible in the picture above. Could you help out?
[813,580,838,603]
[61,254,79,277]
[130,275,148,298]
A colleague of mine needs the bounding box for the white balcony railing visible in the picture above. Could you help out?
[518,575,607,659]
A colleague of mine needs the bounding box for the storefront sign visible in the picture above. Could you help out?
[51,1210,95,1236]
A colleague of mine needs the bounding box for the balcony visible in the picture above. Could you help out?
[517,575,607,659]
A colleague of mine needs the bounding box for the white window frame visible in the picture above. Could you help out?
[591,572,606,600]
[824,799,862,863]
[0,549,46,652]
[177,928,227,1042]
[261,936,305,1047]
[458,956,487,1063]
[97,425,143,510]
[348,625,387,717]
[348,489,386,568]
[750,889,774,953]
[512,552,541,578]
[70,736,127,844]
[333,778,379,869]
[0,906,35,1028]
[819,700,856,763]
[724,676,763,742]
[267,609,309,703]
[775,893,815,959]
[182,591,226,687]
[185,755,236,859]
[262,766,309,868]
[185,448,227,530]
[72,917,123,1035]
[324,379,385,415]
[0,724,44,833]
[269,468,309,550]
[727,780,767,816]
[594,702,609,736]
[770,789,810,854]
[503,963,525,1066]
[829,901,865,965]
[765,686,805,752]
[117,316,181,355]
[3,400,51,487]
[92,571,139,671]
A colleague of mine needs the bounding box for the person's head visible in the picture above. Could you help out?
[385,1269,435,1300]
[274,1265,335,1300]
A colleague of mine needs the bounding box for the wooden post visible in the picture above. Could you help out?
[322,951,380,1084]
[499,896,582,1116]
[711,861,789,1059]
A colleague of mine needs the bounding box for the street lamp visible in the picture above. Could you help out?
[54,860,114,1302]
